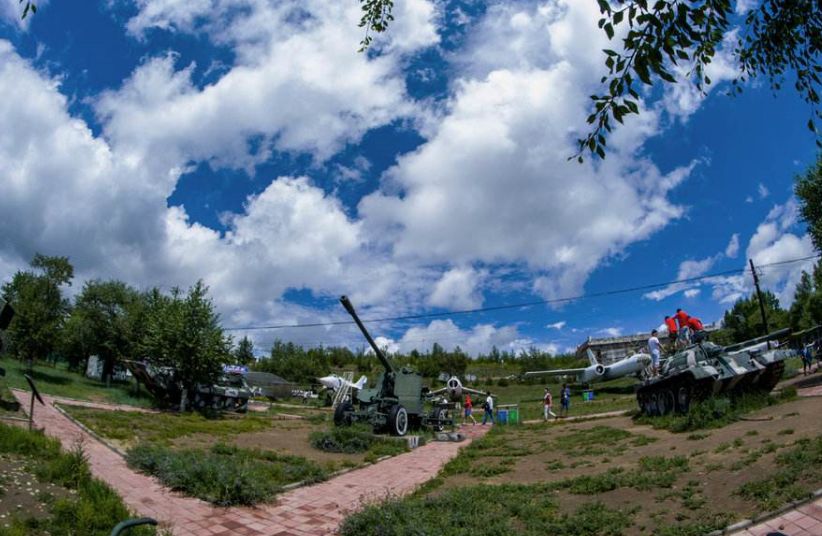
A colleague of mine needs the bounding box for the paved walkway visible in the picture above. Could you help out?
[730,496,822,536]
[12,390,487,536]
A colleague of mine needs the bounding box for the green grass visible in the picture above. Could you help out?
[553,456,689,495]
[63,405,273,446]
[309,426,409,461]
[0,422,158,536]
[126,442,329,506]
[735,435,822,510]
[549,426,656,457]
[634,389,797,433]
[340,485,635,536]
[0,356,154,408]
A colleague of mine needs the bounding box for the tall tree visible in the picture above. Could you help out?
[68,280,141,386]
[141,281,231,410]
[1,254,73,371]
[233,336,255,366]
[722,290,789,343]
[795,156,822,252]
[788,261,822,331]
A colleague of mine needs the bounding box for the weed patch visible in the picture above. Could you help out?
[126,442,328,506]
[340,484,633,536]
[0,423,156,536]
[309,426,408,461]
[736,436,822,511]
[555,456,688,495]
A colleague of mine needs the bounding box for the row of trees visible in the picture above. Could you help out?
[1,256,255,391]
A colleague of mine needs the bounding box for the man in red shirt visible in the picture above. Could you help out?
[664,315,678,343]
[688,316,705,342]
[675,309,691,346]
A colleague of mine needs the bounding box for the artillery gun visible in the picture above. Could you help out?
[334,296,452,436]
[637,328,793,416]
[123,360,252,412]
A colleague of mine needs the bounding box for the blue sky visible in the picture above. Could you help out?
[0,0,817,357]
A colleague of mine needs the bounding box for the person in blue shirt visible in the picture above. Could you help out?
[560,383,571,417]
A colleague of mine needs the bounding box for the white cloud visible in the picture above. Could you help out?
[546,321,566,330]
[428,267,484,310]
[683,288,701,298]
[758,183,770,199]
[394,319,528,356]
[746,196,754,203]
[598,327,622,337]
[710,198,816,306]
[361,1,693,304]
[644,255,717,301]
[725,233,740,258]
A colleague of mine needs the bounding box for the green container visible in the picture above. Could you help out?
[509,407,519,424]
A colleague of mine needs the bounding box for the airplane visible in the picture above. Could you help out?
[318,374,368,392]
[426,375,489,402]
[523,349,652,385]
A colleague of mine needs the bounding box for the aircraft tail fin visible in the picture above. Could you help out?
[354,375,367,390]
[586,349,599,366]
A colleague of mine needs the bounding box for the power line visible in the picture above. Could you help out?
[224,253,821,331]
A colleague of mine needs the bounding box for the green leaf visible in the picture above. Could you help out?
[613,10,624,25]
[604,23,614,40]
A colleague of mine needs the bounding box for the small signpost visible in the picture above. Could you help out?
[23,374,44,431]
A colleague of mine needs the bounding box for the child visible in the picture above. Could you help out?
[560,383,570,417]
[543,388,557,421]
[463,393,477,425]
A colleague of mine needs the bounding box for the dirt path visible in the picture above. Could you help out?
[12,389,487,536]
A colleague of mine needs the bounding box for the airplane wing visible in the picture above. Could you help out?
[523,368,585,377]
[427,387,448,396]
[462,386,489,397]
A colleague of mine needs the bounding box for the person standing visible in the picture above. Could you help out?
[482,393,495,425]
[559,384,570,417]
[543,388,557,421]
[675,308,691,346]
[463,393,477,425]
[648,329,662,377]
[802,344,814,376]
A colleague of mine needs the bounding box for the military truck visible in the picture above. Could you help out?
[123,360,253,412]
[334,296,452,436]
[637,329,792,416]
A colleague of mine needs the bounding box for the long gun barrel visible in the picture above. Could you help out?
[340,295,396,375]
[722,327,791,353]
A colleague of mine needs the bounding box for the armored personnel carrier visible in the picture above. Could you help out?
[334,296,452,436]
[123,360,253,412]
[636,329,793,416]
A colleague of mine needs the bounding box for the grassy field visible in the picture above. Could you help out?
[0,422,165,536]
[63,405,407,506]
[0,356,154,407]
[344,393,822,535]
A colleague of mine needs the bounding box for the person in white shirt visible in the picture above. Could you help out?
[482,393,495,425]
[648,329,662,377]
[543,388,557,421]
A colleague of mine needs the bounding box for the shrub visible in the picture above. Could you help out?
[126,442,327,506]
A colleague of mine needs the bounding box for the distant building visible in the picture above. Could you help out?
[576,324,719,364]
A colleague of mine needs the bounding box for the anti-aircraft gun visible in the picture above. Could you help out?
[334,296,452,436]
[637,328,793,416]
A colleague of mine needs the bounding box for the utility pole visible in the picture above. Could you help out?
[749,259,770,348]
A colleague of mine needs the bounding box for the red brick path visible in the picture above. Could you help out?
[730,497,822,536]
[12,390,487,536]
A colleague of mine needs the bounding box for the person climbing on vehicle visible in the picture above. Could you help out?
[687,315,706,343]
[664,315,678,344]
[463,393,477,425]
[482,392,495,425]
[675,308,691,347]
[648,329,662,378]
[543,387,557,421]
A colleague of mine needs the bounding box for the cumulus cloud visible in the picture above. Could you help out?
[370,319,532,356]
[428,267,484,310]
[644,255,718,301]
[725,233,740,258]
[361,0,693,304]
[546,321,566,330]
[710,198,816,306]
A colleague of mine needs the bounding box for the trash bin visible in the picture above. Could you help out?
[582,390,595,402]
[497,409,508,424]
[508,407,519,424]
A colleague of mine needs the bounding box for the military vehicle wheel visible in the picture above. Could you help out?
[431,408,447,432]
[334,402,353,426]
[225,397,237,411]
[676,385,691,414]
[388,405,408,436]
[662,390,675,416]
[649,393,660,416]
[236,399,249,413]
